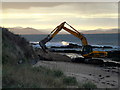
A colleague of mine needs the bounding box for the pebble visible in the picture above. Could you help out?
[110,84,115,86]
[89,74,92,76]
[106,82,110,85]
[106,75,110,78]
[100,77,104,79]
[112,80,116,82]
[101,82,105,84]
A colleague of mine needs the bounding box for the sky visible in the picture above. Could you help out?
[1,2,118,32]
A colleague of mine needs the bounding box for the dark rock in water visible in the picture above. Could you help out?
[103,46,113,49]
[68,43,82,48]
[51,43,81,48]
[92,46,103,48]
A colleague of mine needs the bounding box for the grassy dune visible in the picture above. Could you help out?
[2,28,96,88]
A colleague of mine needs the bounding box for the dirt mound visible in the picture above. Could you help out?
[35,48,71,62]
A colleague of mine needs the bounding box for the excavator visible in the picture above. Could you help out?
[39,22,107,59]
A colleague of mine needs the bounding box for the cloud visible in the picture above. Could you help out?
[2,2,118,14]
[70,2,118,14]
[1,2,118,30]
[2,2,65,9]
[2,2,118,19]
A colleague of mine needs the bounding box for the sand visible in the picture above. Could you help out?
[33,61,119,88]
[34,48,119,88]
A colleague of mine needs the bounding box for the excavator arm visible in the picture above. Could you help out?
[39,22,88,51]
[39,22,66,52]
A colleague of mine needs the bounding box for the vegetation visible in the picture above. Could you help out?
[82,81,97,88]
[2,27,97,88]
[63,76,77,85]
[2,28,78,88]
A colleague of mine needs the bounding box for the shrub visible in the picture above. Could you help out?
[52,70,64,77]
[63,76,77,85]
[82,81,97,88]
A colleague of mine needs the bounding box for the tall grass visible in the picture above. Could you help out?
[3,63,77,88]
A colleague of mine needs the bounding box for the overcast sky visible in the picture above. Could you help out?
[1,2,118,32]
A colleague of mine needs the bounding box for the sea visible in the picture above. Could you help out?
[22,33,120,51]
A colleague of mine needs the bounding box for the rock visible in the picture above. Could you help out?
[89,74,92,76]
[106,75,110,78]
[17,60,24,64]
[110,84,115,86]
[100,77,104,79]
[101,82,105,84]
[31,60,38,65]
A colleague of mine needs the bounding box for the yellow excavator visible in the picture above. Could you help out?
[39,22,107,59]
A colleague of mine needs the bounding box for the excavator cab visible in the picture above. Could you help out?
[81,45,93,58]
[82,45,93,55]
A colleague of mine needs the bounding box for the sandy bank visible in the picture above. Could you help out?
[33,61,119,88]
[34,48,119,88]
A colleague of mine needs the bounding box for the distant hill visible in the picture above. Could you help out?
[8,27,119,35]
[8,27,44,35]
[82,28,119,34]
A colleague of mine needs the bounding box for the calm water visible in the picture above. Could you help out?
[22,34,119,46]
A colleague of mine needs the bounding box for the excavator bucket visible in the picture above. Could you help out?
[39,35,52,52]
[39,41,47,52]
